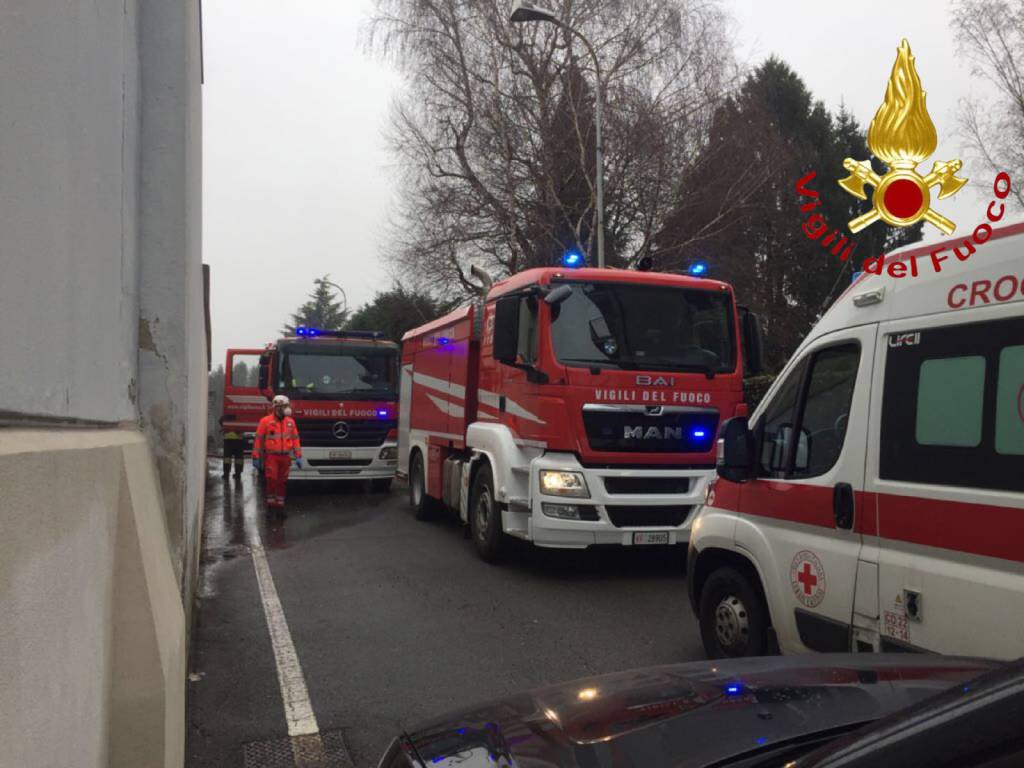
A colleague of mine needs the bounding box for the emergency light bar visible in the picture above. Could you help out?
[294,327,386,340]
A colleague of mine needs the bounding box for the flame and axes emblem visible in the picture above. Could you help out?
[839,40,968,234]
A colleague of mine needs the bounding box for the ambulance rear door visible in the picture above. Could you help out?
[872,310,1024,658]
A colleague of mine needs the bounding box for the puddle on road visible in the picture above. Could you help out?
[200,462,393,597]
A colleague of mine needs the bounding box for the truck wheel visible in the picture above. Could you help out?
[469,464,505,563]
[371,478,393,493]
[409,450,437,520]
[699,567,768,658]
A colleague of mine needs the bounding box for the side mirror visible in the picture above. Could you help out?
[740,307,765,376]
[493,296,520,365]
[544,284,573,305]
[258,354,270,391]
[717,417,755,483]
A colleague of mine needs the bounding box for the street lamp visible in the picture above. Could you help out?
[510,0,606,269]
[313,277,348,315]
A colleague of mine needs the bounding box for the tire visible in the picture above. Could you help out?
[469,464,506,563]
[408,450,437,520]
[699,566,769,658]
[371,478,394,493]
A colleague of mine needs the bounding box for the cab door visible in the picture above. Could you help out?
[735,325,877,653]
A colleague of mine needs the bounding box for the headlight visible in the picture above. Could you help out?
[539,470,590,498]
[379,446,398,460]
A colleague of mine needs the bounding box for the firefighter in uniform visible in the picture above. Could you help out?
[252,395,303,513]
[219,416,246,479]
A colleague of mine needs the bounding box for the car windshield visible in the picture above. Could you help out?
[549,281,736,374]
[277,344,397,401]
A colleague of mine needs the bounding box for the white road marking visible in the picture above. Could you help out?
[250,527,329,764]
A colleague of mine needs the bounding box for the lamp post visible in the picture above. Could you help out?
[510,0,606,269]
[313,277,348,315]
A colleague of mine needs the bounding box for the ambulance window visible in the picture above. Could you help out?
[916,356,986,447]
[759,359,807,475]
[995,346,1024,456]
[790,344,860,478]
[880,316,1024,493]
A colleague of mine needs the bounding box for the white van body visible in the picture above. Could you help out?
[688,219,1024,659]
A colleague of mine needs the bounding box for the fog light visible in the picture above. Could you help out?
[539,470,590,498]
[379,446,398,460]
[541,503,597,521]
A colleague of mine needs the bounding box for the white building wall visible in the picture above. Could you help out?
[0,0,140,423]
[137,0,206,606]
[0,0,204,764]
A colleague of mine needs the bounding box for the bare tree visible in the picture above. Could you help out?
[369,0,736,295]
[952,0,1024,208]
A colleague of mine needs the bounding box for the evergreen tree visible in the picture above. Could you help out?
[346,286,450,342]
[655,59,922,369]
[283,276,348,335]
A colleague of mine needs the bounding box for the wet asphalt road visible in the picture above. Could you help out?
[186,462,705,767]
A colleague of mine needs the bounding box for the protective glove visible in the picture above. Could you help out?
[294,458,303,470]
[252,458,262,472]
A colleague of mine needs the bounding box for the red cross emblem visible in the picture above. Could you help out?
[790,550,826,608]
[797,562,818,595]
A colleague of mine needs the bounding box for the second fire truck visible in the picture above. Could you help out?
[399,265,763,560]
[223,329,400,488]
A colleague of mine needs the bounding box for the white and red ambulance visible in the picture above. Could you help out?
[399,265,765,561]
[689,219,1024,660]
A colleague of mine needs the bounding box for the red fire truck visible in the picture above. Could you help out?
[398,265,763,560]
[222,329,400,488]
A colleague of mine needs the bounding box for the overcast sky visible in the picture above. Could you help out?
[203,0,998,364]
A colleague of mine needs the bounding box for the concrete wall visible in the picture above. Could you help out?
[0,430,185,768]
[0,0,140,423]
[0,0,204,765]
[137,0,207,613]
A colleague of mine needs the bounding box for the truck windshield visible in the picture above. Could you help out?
[276,344,397,401]
[549,281,736,374]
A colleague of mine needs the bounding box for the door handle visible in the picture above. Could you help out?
[833,482,855,530]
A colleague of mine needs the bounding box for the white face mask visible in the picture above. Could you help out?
[284,407,293,417]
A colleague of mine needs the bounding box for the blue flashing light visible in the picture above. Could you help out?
[756,737,767,746]
[725,683,743,696]
[377,408,390,419]
[438,336,451,345]
[308,328,320,337]
[692,429,707,439]
[296,326,307,336]
[689,261,708,276]
[562,250,584,269]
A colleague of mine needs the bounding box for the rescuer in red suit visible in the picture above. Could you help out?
[252,395,303,514]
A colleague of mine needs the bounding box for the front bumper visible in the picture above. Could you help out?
[288,443,398,481]
[524,452,713,548]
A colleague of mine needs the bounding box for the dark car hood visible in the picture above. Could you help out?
[398,655,997,768]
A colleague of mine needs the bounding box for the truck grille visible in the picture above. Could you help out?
[603,477,692,495]
[605,505,692,528]
[298,419,396,448]
[583,408,718,453]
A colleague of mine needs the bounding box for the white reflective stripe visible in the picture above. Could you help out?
[514,438,547,449]
[478,389,546,425]
[414,372,466,399]
[477,410,498,420]
[226,395,270,404]
[426,393,465,418]
[478,390,500,409]
[410,428,464,443]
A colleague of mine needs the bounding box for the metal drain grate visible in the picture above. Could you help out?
[242,730,354,768]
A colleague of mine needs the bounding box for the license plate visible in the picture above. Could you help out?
[328,450,352,460]
[633,531,670,545]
